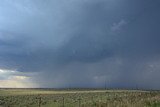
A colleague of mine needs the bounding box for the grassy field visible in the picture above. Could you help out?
[0,89,160,107]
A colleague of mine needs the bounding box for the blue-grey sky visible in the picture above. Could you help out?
[0,0,160,89]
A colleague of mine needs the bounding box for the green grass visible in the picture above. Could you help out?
[0,89,159,107]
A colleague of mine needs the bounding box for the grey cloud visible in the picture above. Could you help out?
[0,0,160,89]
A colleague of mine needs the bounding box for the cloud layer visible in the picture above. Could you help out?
[0,0,160,89]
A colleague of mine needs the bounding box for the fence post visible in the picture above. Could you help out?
[38,97,42,107]
[98,100,101,107]
[91,96,95,107]
[62,97,65,107]
[78,97,81,107]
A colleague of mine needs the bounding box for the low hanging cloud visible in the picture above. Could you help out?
[0,0,160,89]
[0,69,37,88]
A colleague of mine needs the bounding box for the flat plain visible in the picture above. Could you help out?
[0,89,160,107]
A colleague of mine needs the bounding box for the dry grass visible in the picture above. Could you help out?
[0,89,159,107]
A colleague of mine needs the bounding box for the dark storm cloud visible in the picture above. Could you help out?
[0,0,160,89]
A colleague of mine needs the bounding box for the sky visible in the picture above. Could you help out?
[0,0,160,89]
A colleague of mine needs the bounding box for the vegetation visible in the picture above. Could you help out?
[0,89,160,107]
